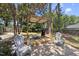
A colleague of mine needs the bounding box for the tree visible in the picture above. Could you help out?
[0,3,12,32]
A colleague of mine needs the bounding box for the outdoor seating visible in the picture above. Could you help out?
[54,32,64,46]
[11,34,31,56]
[0,3,79,56]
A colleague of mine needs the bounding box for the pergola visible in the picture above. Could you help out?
[25,14,50,38]
[23,13,53,46]
[11,3,53,39]
[29,15,48,23]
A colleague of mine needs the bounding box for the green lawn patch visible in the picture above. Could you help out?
[65,35,79,49]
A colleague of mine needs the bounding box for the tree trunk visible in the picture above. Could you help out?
[57,3,61,32]
[3,18,6,32]
[11,4,17,35]
[13,15,17,35]
[3,18,8,32]
[17,19,21,34]
[47,3,52,38]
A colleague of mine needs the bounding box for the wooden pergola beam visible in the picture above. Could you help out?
[29,15,48,23]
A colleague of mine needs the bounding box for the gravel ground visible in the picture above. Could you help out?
[31,43,56,56]
[0,33,79,56]
[31,43,79,56]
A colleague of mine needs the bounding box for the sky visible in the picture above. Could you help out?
[36,3,79,16]
[51,3,79,16]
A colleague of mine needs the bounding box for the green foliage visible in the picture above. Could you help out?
[30,23,43,32]
[52,3,79,32]
[0,3,79,33]
[53,14,79,32]
[0,4,12,27]
[22,20,44,32]
[0,41,12,56]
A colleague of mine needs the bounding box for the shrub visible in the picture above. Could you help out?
[0,41,12,56]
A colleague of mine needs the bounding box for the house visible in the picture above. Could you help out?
[64,23,79,35]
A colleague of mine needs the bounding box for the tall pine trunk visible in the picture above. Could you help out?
[10,4,17,35]
[13,15,17,35]
[47,3,52,38]
[57,3,61,32]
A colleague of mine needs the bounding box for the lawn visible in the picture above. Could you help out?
[65,35,79,49]
[71,35,79,42]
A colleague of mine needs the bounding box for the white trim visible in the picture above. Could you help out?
[0,0,79,3]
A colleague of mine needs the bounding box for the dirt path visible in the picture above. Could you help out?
[0,32,14,41]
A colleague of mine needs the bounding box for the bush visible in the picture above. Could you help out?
[0,41,12,56]
[22,23,43,32]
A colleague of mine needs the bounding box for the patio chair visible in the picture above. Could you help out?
[11,34,31,56]
[54,32,64,46]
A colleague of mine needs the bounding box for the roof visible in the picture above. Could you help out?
[65,23,79,30]
[29,15,48,23]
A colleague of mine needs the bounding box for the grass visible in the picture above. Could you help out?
[71,35,79,42]
[65,40,79,49]
[65,35,79,49]
[0,41,12,56]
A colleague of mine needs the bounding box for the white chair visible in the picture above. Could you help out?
[12,34,31,56]
[54,32,64,46]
